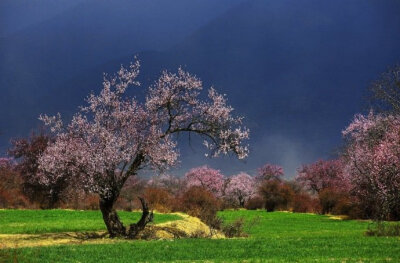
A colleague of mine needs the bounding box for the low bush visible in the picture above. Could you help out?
[176,186,221,228]
[259,181,294,212]
[291,193,318,213]
[365,222,400,237]
[318,188,351,215]
[0,160,30,208]
[245,196,264,210]
[222,217,247,238]
[221,196,241,210]
[143,187,174,212]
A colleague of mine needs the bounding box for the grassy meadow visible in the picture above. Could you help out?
[0,209,181,234]
[1,209,400,262]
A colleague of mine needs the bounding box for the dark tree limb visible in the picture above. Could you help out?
[127,196,154,238]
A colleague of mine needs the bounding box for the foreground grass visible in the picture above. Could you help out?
[1,210,400,262]
[0,209,181,234]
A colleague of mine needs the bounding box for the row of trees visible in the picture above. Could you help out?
[2,124,398,222]
[296,65,400,221]
[0,145,331,215]
[2,123,399,222]
[2,113,399,221]
[2,60,400,237]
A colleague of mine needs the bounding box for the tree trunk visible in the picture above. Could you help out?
[99,197,126,237]
[127,197,154,238]
[238,196,245,208]
[99,195,153,238]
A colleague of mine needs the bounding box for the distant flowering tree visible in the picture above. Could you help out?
[184,166,225,197]
[296,159,349,194]
[296,159,351,214]
[38,59,249,238]
[255,163,288,212]
[225,172,255,207]
[8,131,68,208]
[343,112,400,220]
[256,163,284,182]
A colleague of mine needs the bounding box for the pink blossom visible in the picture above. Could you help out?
[256,163,284,182]
[296,159,349,194]
[184,166,225,196]
[225,172,256,207]
[343,112,400,219]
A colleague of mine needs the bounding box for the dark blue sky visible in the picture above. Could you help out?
[1,0,400,177]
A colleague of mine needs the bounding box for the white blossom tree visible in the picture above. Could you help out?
[225,172,256,207]
[38,59,249,238]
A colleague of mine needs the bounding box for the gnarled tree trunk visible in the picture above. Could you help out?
[127,197,154,238]
[99,195,153,238]
[99,196,126,237]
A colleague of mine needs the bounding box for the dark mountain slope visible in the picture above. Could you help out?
[137,0,400,174]
[0,0,244,151]
[2,0,400,175]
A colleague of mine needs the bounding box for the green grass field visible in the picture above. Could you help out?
[1,209,400,262]
[0,209,181,234]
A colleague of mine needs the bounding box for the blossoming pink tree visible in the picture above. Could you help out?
[256,163,284,182]
[296,159,348,194]
[343,112,400,220]
[38,60,249,238]
[225,172,255,207]
[184,166,225,197]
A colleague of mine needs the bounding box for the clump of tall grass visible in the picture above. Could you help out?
[365,222,400,237]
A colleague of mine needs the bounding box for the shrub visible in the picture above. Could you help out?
[331,194,353,216]
[259,181,294,212]
[291,193,317,213]
[318,188,351,215]
[0,159,30,208]
[144,187,174,212]
[245,196,264,210]
[221,196,240,210]
[222,217,247,238]
[176,186,221,228]
[365,222,400,237]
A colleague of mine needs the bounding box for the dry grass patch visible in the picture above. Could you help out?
[136,212,225,240]
[0,232,113,249]
[0,212,224,248]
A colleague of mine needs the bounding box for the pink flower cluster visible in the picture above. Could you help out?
[256,164,284,182]
[184,166,225,196]
[296,159,349,194]
[343,112,400,217]
[225,172,256,205]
